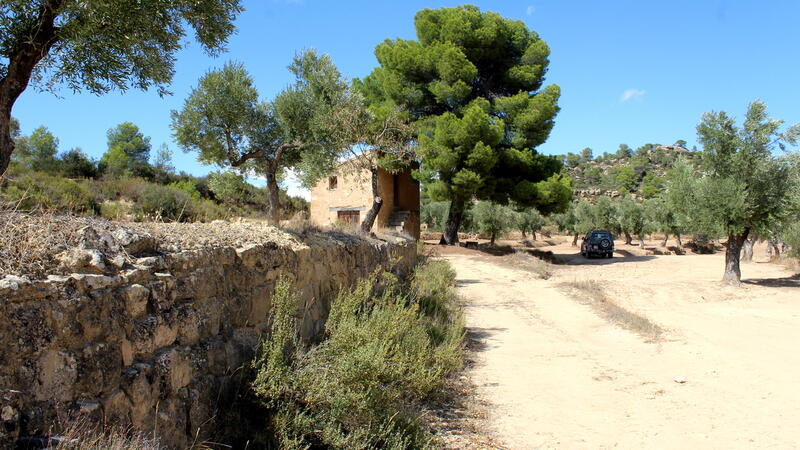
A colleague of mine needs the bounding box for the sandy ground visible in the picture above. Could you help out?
[432,237,800,449]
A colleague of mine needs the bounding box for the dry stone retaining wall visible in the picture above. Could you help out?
[0,230,416,448]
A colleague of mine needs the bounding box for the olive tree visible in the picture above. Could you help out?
[321,96,415,233]
[0,0,242,177]
[553,202,579,246]
[473,201,515,245]
[171,51,350,223]
[694,101,800,284]
[516,208,546,240]
[617,195,647,247]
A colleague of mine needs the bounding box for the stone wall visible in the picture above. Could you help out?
[0,230,416,448]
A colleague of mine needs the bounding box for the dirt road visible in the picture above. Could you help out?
[438,239,800,449]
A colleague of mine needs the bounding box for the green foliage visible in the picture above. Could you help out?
[609,166,637,193]
[132,184,191,222]
[617,195,648,239]
[645,195,681,240]
[208,171,250,204]
[172,53,351,221]
[101,122,153,179]
[472,201,516,243]
[640,173,664,198]
[515,208,546,237]
[59,148,98,178]
[552,202,578,234]
[574,197,619,234]
[0,0,242,96]
[361,5,563,237]
[252,262,464,449]
[421,200,450,231]
[152,144,175,184]
[168,180,201,200]
[580,147,593,162]
[15,126,60,172]
[1,171,98,214]
[532,173,573,215]
[564,152,581,168]
[582,166,603,186]
[101,145,135,179]
[107,122,151,165]
[616,144,632,159]
[694,100,797,238]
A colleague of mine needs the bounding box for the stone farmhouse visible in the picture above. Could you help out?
[310,162,420,239]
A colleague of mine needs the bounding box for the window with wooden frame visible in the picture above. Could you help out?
[337,210,359,225]
[328,176,338,190]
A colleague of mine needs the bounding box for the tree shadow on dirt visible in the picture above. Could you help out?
[742,274,800,288]
[465,327,507,353]
[560,251,657,266]
[456,279,483,286]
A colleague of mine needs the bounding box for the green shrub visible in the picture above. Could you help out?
[252,261,464,449]
[189,198,230,222]
[99,202,131,221]
[169,179,202,199]
[133,184,191,221]
[1,171,98,214]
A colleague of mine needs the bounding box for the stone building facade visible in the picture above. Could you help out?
[310,164,420,239]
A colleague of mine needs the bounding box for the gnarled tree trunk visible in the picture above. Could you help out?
[742,236,755,262]
[661,233,669,247]
[571,233,579,246]
[360,167,382,233]
[638,235,645,248]
[723,229,749,285]
[0,0,63,177]
[675,233,682,247]
[265,172,281,225]
[440,196,466,245]
[624,231,633,245]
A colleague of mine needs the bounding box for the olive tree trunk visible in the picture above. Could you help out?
[571,233,579,246]
[624,231,633,245]
[723,229,749,285]
[638,235,645,248]
[768,238,782,260]
[675,233,682,247]
[742,236,755,262]
[440,196,466,245]
[265,172,281,225]
[661,233,669,247]
[360,167,382,233]
[0,0,62,177]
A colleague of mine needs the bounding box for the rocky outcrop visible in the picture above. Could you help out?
[0,224,416,448]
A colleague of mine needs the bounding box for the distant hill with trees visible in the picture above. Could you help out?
[557,142,697,199]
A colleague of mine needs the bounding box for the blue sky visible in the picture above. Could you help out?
[11,0,800,196]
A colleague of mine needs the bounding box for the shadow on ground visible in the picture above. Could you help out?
[743,274,800,288]
[465,327,507,353]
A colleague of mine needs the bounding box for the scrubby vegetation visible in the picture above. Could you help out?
[251,259,464,449]
[0,121,308,222]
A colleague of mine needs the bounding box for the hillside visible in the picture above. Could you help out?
[558,143,697,199]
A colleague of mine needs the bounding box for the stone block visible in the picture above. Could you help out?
[122,284,150,319]
[34,350,77,402]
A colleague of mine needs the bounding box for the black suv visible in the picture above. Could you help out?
[581,230,615,258]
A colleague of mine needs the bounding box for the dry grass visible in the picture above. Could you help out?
[560,280,664,342]
[0,211,104,279]
[499,251,554,279]
[18,419,164,450]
